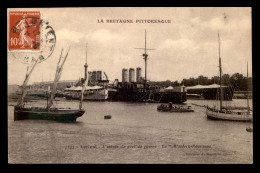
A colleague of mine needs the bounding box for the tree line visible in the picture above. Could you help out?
[149,73,252,91]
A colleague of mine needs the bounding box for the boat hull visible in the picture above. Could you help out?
[157,108,194,112]
[157,105,194,112]
[14,106,85,122]
[206,108,252,122]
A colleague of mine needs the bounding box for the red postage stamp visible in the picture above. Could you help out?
[9,11,41,51]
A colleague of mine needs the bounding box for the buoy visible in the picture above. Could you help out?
[104,115,112,119]
[246,127,253,132]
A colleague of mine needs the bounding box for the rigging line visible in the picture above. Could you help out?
[220,63,233,105]
[18,58,39,106]
[136,92,149,102]
[158,92,165,103]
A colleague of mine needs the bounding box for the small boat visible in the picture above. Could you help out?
[14,47,87,122]
[205,33,253,122]
[206,107,252,122]
[157,102,194,112]
[104,115,112,119]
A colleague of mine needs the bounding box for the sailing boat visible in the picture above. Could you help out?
[205,33,253,122]
[14,48,86,122]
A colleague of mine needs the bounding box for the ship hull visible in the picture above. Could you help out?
[65,89,108,101]
[108,89,187,103]
[83,89,108,101]
[14,106,85,122]
[206,108,252,122]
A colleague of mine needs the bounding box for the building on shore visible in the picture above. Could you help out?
[31,80,78,91]
[186,84,233,100]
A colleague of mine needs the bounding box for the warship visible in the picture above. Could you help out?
[108,30,187,103]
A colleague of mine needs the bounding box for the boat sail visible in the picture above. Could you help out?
[14,48,85,122]
[47,47,70,109]
[205,33,252,122]
[17,59,39,107]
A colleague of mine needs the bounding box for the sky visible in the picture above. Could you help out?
[7,7,252,85]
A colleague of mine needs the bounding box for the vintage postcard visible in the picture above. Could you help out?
[8,7,252,164]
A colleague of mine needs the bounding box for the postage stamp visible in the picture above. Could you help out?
[9,11,41,51]
[8,10,56,65]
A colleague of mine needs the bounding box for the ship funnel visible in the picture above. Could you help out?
[129,68,135,83]
[122,68,129,82]
[136,67,142,83]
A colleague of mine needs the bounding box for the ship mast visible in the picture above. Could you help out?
[79,43,88,110]
[144,29,147,88]
[84,43,88,81]
[218,32,223,111]
[134,29,155,91]
[247,61,250,111]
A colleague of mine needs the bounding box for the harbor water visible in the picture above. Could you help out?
[8,99,253,164]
